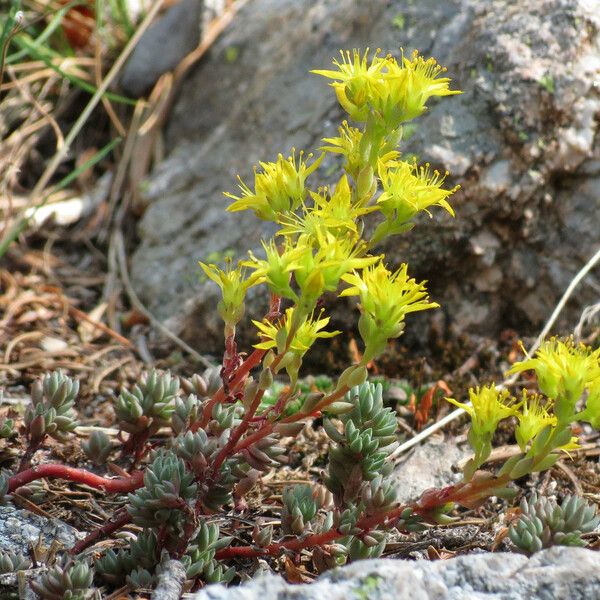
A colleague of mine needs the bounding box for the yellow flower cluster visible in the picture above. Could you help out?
[312,49,461,127]
[509,339,600,424]
[340,262,438,360]
[204,49,463,375]
[225,151,323,222]
[448,340,600,478]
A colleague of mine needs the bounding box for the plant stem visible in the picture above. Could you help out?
[231,383,352,455]
[193,348,266,431]
[194,295,281,431]
[8,464,144,494]
[70,509,132,555]
[16,440,43,473]
[210,386,267,476]
[216,471,514,561]
[216,503,410,559]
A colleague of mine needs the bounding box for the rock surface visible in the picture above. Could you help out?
[130,0,600,356]
[120,0,203,97]
[391,436,470,504]
[0,505,82,555]
[190,547,600,600]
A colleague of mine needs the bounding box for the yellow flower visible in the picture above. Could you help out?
[379,50,461,125]
[321,121,399,180]
[371,160,458,245]
[278,175,375,240]
[312,49,390,122]
[508,338,600,422]
[252,307,340,355]
[313,49,460,127]
[340,262,437,359]
[514,391,557,452]
[294,232,380,308]
[243,239,306,301]
[447,386,518,439]
[378,160,457,220]
[199,258,259,325]
[225,151,323,221]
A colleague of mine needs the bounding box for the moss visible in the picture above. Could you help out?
[354,574,382,600]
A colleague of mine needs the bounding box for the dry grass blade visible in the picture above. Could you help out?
[29,0,165,199]
[113,229,213,368]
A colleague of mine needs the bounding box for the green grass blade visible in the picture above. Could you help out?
[5,1,85,64]
[110,0,135,37]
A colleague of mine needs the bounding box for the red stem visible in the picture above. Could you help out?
[231,384,351,455]
[216,472,515,561]
[211,387,267,476]
[216,504,409,559]
[193,348,266,431]
[8,464,144,494]
[70,510,132,555]
[193,295,281,432]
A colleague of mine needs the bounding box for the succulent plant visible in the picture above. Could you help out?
[394,506,425,533]
[0,417,17,440]
[114,370,179,435]
[183,521,234,583]
[0,549,31,574]
[81,430,112,465]
[359,475,397,513]
[126,567,155,589]
[30,559,94,600]
[171,394,203,434]
[173,429,259,510]
[96,531,160,585]
[127,450,196,536]
[509,492,600,554]
[281,485,320,534]
[345,529,387,560]
[324,382,398,503]
[181,373,208,397]
[25,371,79,445]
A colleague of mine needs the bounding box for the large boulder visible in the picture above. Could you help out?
[131,0,600,357]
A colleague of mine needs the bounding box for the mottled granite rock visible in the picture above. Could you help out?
[391,436,469,504]
[0,505,82,553]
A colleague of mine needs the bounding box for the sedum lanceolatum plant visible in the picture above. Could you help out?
[2,49,600,595]
[508,492,600,554]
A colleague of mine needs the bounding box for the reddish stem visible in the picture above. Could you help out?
[193,348,266,431]
[70,510,132,555]
[216,503,409,559]
[193,295,281,431]
[216,472,515,561]
[231,384,351,455]
[211,387,267,476]
[8,464,144,494]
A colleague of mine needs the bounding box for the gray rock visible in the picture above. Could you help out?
[190,547,600,599]
[0,505,83,553]
[391,437,469,504]
[120,0,203,97]
[131,0,600,356]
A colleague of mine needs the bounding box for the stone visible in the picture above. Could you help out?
[391,437,469,505]
[0,505,83,553]
[130,0,600,356]
[190,547,600,600]
[119,0,203,97]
